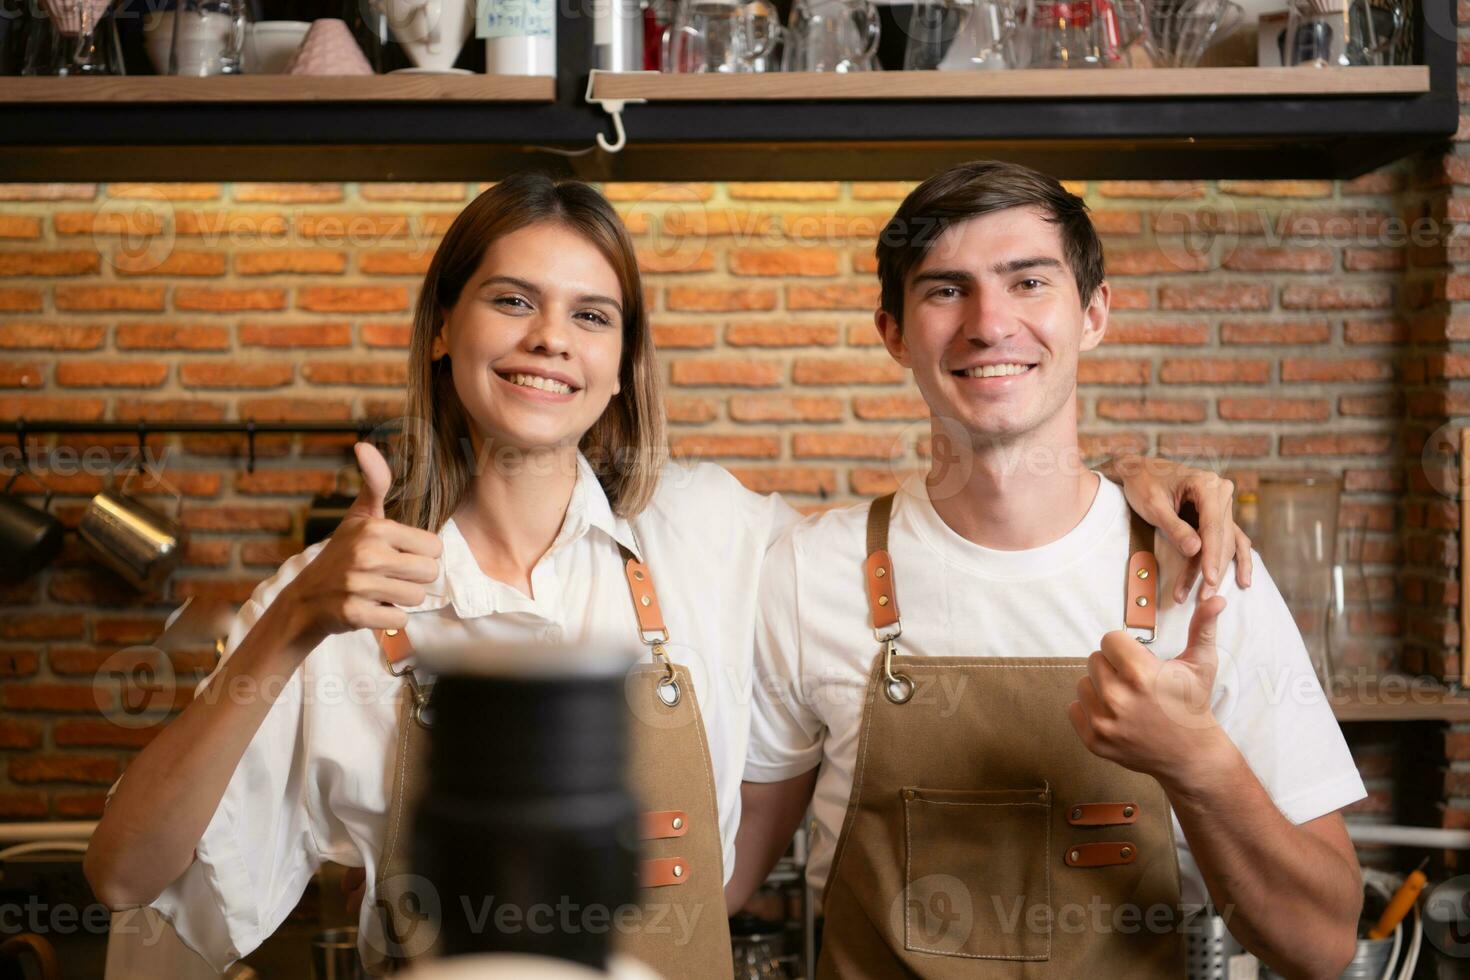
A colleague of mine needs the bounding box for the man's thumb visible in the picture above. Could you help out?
[347,441,391,520]
[1182,594,1226,664]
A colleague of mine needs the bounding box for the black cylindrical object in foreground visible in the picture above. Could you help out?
[411,648,639,970]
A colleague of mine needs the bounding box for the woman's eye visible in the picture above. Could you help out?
[578,310,613,327]
[494,295,530,310]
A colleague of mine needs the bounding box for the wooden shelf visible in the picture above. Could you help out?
[1330,678,1470,722]
[0,74,555,103]
[591,66,1432,102]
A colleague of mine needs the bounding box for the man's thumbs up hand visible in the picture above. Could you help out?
[346,441,392,521]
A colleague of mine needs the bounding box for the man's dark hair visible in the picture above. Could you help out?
[875,160,1105,327]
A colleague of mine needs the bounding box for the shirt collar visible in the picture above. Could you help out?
[402,452,642,620]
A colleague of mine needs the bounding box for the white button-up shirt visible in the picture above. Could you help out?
[144,455,798,972]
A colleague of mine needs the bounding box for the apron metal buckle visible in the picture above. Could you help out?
[881,637,914,705]
[650,641,682,707]
[1126,625,1156,645]
[403,667,435,729]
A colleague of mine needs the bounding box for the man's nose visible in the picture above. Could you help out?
[963,289,1020,345]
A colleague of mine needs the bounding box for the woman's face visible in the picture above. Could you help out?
[437,221,626,453]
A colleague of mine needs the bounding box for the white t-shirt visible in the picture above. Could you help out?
[134,454,798,973]
[744,472,1367,907]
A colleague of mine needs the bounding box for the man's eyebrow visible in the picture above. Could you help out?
[910,257,1065,288]
[477,275,623,315]
[910,268,974,288]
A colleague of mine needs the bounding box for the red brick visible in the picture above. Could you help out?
[666,286,778,312]
[1097,180,1205,199]
[295,212,411,239]
[174,210,288,237]
[301,361,407,386]
[108,183,220,201]
[665,396,717,423]
[359,250,435,276]
[3,683,103,712]
[92,616,168,645]
[55,794,108,818]
[0,216,42,238]
[235,469,337,495]
[1078,358,1150,385]
[793,432,903,459]
[1279,434,1394,456]
[729,395,843,422]
[297,286,410,313]
[670,434,780,458]
[239,321,352,348]
[652,324,717,349]
[359,183,468,202]
[237,397,352,420]
[726,322,841,347]
[0,363,43,387]
[0,288,43,311]
[0,322,106,350]
[786,284,880,311]
[235,249,348,275]
[659,207,773,238]
[53,210,163,237]
[1280,283,1393,310]
[852,394,929,420]
[670,359,782,387]
[1218,179,1333,198]
[0,183,95,200]
[0,250,101,276]
[181,362,293,388]
[1157,433,1271,458]
[9,754,121,785]
[729,248,840,277]
[1159,358,1269,384]
[114,399,227,424]
[1343,319,1407,345]
[601,182,714,202]
[1280,358,1392,382]
[727,466,839,495]
[1101,319,1209,345]
[1217,398,1329,422]
[56,360,169,388]
[1339,394,1400,417]
[0,648,39,676]
[235,182,343,203]
[1158,284,1271,311]
[0,614,85,640]
[242,538,300,566]
[54,285,165,311]
[728,182,839,201]
[361,322,414,348]
[1095,398,1206,422]
[0,395,105,420]
[1343,248,1404,272]
[113,249,227,277]
[1219,319,1331,345]
[1221,246,1334,272]
[182,504,293,532]
[175,287,288,312]
[1106,247,1208,276]
[116,322,231,351]
[0,719,42,749]
[0,791,47,818]
[792,357,905,385]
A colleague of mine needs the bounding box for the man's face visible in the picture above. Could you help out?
[876,205,1109,446]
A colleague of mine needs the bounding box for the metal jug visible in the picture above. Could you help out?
[78,468,187,591]
[0,471,64,585]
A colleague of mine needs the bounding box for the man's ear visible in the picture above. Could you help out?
[1078,281,1110,353]
[875,307,911,368]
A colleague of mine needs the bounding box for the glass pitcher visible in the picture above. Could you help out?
[662,0,781,71]
[1284,0,1403,66]
[903,0,1033,70]
[1022,0,1116,67]
[1257,472,1341,689]
[782,0,880,71]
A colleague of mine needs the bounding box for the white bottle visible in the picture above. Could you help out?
[479,0,557,75]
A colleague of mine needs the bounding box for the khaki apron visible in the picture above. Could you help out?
[364,544,734,979]
[816,493,1185,979]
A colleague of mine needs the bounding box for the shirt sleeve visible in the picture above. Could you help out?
[145,550,331,974]
[744,527,826,782]
[1211,552,1367,825]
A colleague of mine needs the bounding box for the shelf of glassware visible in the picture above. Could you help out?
[591,66,1430,101]
[0,73,556,102]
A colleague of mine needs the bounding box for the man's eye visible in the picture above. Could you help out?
[1017,278,1044,291]
[933,286,961,299]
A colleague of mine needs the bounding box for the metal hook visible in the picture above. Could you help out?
[245,420,256,475]
[14,418,27,474]
[135,422,148,474]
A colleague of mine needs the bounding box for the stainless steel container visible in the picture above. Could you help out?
[311,927,366,980]
[1261,936,1395,980]
[1185,912,1245,980]
[78,470,186,591]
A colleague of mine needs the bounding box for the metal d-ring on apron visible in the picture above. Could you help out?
[363,539,735,979]
[814,492,1186,979]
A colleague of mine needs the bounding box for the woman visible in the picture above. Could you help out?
[84,173,1247,978]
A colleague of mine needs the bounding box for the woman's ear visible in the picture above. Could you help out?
[431,321,449,360]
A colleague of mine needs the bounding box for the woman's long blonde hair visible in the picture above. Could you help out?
[385,173,667,532]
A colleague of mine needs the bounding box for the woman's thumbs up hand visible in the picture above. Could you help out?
[276,443,444,651]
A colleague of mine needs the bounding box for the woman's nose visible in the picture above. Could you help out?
[523,312,572,357]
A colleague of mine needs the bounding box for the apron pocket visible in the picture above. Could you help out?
[901,785,1052,962]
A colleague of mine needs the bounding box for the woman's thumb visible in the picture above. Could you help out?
[347,442,392,520]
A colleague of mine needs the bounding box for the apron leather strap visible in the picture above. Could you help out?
[1125,508,1159,637]
[864,493,900,632]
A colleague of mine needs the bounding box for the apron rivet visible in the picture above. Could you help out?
[1070,807,1082,820]
[385,628,398,636]
[672,816,683,830]
[1135,596,1148,607]
[875,566,886,578]
[1123,806,1135,818]
[1135,568,1149,579]
[672,864,684,878]
[641,595,651,607]
[1120,846,1133,858]
[1069,849,1080,863]
[878,595,889,606]
[633,569,645,581]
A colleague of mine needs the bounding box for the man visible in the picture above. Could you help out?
[731,161,1365,978]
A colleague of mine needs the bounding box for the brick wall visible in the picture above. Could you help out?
[0,165,1460,843]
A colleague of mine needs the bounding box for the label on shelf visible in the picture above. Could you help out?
[477,0,555,38]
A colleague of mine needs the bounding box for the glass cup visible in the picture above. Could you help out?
[169,0,249,75]
[1283,0,1402,66]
